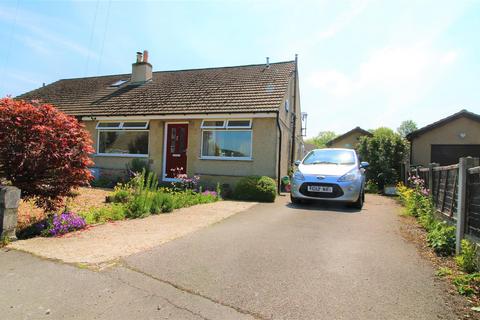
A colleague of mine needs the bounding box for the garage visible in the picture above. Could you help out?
[431,144,480,166]
[407,110,480,167]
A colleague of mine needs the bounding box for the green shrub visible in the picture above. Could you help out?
[426,222,456,256]
[111,187,132,203]
[1,235,10,247]
[456,239,478,273]
[436,267,453,277]
[167,190,219,209]
[234,176,277,202]
[151,192,174,214]
[128,169,159,194]
[127,158,150,175]
[452,273,480,296]
[126,190,156,219]
[365,180,379,194]
[416,197,437,231]
[79,204,126,224]
[357,127,408,189]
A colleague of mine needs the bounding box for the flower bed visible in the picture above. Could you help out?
[101,170,220,220]
[16,171,220,238]
[398,177,480,306]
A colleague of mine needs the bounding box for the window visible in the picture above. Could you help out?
[121,122,149,129]
[302,149,356,165]
[201,119,252,160]
[96,121,148,130]
[110,79,128,87]
[226,119,252,129]
[97,122,121,129]
[201,120,226,128]
[96,121,149,156]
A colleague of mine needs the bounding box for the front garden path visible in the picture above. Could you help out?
[8,200,256,265]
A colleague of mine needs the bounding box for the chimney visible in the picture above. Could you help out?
[266,57,270,68]
[131,50,152,83]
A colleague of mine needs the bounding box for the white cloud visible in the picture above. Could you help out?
[309,44,459,98]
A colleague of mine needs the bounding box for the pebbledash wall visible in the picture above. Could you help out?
[84,117,279,187]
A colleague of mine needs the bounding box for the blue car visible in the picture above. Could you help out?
[290,148,369,208]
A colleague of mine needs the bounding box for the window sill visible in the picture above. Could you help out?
[199,157,253,161]
[94,153,149,158]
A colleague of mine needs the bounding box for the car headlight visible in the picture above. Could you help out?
[338,169,360,182]
[293,171,305,181]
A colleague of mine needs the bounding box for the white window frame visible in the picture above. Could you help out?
[96,121,149,130]
[226,119,252,129]
[96,121,149,157]
[200,119,253,161]
[200,120,226,129]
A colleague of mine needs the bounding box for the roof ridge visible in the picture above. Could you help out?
[57,60,295,82]
[407,109,480,140]
[155,60,295,74]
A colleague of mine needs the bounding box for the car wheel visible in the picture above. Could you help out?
[290,195,302,204]
[352,190,364,209]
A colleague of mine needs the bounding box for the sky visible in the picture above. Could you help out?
[0,0,479,137]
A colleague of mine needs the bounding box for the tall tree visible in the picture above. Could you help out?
[305,131,337,148]
[397,120,418,138]
[357,127,408,188]
[0,98,94,211]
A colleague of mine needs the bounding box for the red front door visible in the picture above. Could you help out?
[165,123,188,179]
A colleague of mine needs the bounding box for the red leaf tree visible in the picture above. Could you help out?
[0,98,95,211]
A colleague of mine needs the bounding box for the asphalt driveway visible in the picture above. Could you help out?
[1,194,462,319]
[123,194,460,319]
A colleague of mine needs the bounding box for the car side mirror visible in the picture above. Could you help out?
[294,160,301,167]
[360,161,369,169]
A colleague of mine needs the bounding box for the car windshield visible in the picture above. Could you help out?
[303,149,356,165]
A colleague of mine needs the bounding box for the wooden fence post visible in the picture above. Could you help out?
[428,163,434,197]
[456,157,475,254]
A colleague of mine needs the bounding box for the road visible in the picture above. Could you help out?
[0,194,461,319]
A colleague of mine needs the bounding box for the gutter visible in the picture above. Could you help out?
[276,111,282,194]
[81,111,277,121]
[290,54,298,165]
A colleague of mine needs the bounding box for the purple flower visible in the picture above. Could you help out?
[44,211,86,237]
[202,190,217,197]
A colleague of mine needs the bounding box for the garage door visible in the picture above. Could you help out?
[431,144,480,166]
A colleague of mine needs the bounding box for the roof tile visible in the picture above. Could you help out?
[18,61,295,116]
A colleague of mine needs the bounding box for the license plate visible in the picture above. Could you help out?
[307,185,333,193]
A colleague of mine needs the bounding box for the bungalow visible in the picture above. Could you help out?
[18,51,304,190]
[326,127,372,149]
[407,109,480,166]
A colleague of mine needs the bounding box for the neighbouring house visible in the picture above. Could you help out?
[303,142,317,155]
[326,127,372,149]
[407,109,480,166]
[18,51,304,190]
